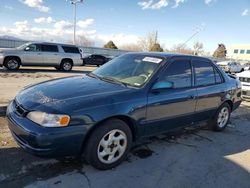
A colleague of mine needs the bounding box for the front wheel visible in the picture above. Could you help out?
[210,103,231,131]
[84,119,132,170]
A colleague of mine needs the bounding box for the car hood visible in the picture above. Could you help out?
[217,62,229,66]
[16,75,131,111]
[237,71,250,78]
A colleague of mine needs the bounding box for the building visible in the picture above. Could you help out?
[230,44,250,61]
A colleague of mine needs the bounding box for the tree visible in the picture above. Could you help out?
[213,43,227,58]
[68,35,94,47]
[119,44,142,51]
[150,43,163,52]
[104,41,118,49]
[170,44,194,55]
[193,42,204,55]
[138,31,158,51]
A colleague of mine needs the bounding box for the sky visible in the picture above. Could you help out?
[0,0,249,52]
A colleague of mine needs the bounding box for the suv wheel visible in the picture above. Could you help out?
[211,103,231,131]
[60,60,73,71]
[84,119,132,170]
[4,57,20,70]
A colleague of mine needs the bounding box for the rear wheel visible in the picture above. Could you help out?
[4,57,20,70]
[210,103,231,131]
[60,60,73,71]
[84,119,132,170]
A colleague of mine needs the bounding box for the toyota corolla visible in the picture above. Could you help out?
[7,53,242,170]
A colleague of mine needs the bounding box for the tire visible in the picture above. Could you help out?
[60,60,73,71]
[4,57,20,70]
[210,103,231,131]
[84,119,132,170]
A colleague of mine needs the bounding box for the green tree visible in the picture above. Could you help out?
[150,43,163,52]
[103,41,118,49]
[213,43,227,58]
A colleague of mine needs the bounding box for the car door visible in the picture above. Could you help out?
[41,44,60,66]
[192,58,225,122]
[22,44,43,65]
[145,57,197,136]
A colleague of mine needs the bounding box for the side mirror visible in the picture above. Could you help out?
[24,47,30,51]
[152,81,174,91]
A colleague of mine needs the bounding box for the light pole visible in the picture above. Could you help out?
[69,0,84,45]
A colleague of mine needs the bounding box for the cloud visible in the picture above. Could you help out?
[53,20,73,30]
[242,9,249,16]
[20,0,50,12]
[34,16,53,24]
[77,19,95,28]
[4,5,14,10]
[97,33,139,46]
[204,0,216,5]
[138,0,168,10]
[172,0,185,8]
[14,20,30,32]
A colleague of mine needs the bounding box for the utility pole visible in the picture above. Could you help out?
[68,0,84,45]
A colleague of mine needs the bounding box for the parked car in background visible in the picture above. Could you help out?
[217,61,244,73]
[7,53,242,170]
[82,54,111,66]
[0,42,82,71]
[237,71,250,100]
[243,62,250,71]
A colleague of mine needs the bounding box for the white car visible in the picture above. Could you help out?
[237,71,250,100]
[217,61,244,73]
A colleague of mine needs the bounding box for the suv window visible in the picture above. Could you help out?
[62,46,79,53]
[214,68,223,84]
[193,60,216,86]
[41,44,58,52]
[160,59,192,88]
[26,44,42,52]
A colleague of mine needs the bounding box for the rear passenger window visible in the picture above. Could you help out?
[62,46,79,53]
[214,68,223,84]
[193,60,215,86]
[160,59,192,88]
[42,45,58,52]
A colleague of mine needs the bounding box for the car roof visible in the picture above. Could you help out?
[125,52,213,61]
[30,42,78,47]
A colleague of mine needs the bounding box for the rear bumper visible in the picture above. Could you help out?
[0,55,4,66]
[7,101,87,157]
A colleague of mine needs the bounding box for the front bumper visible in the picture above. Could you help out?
[241,84,250,99]
[7,101,88,157]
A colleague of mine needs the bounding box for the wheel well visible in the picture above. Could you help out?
[224,100,233,111]
[4,56,21,65]
[61,58,73,65]
[81,115,137,153]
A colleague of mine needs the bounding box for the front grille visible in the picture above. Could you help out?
[13,100,28,117]
[242,90,250,96]
[239,77,250,83]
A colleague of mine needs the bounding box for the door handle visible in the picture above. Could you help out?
[188,95,196,100]
[37,53,42,55]
[54,54,58,55]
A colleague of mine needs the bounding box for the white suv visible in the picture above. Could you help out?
[0,42,83,71]
[217,61,244,73]
[237,71,250,100]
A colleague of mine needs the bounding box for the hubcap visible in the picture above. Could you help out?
[217,107,229,128]
[7,59,18,69]
[97,129,127,164]
[63,62,72,70]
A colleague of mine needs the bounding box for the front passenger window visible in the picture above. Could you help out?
[159,59,192,88]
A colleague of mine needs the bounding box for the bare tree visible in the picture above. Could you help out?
[138,31,158,51]
[170,44,194,55]
[193,42,204,55]
[119,44,142,51]
[69,35,94,47]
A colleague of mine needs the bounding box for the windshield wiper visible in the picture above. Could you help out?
[100,76,128,87]
[87,72,100,80]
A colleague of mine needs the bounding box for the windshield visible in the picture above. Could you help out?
[92,54,163,87]
[16,43,30,50]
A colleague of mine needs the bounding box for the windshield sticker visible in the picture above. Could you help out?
[142,57,162,64]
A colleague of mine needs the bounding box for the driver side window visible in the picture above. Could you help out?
[159,59,192,89]
[26,44,41,52]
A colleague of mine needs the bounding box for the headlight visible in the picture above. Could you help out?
[27,111,70,127]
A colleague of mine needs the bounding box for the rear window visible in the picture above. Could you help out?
[62,46,79,53]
